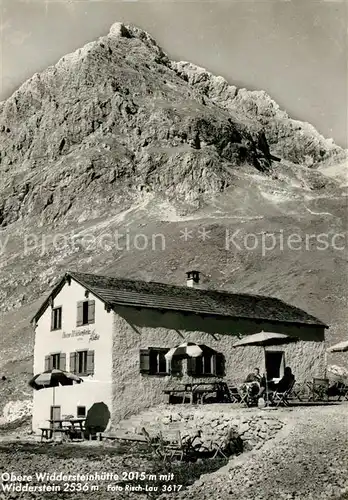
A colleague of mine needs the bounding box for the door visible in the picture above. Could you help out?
[50,406,61,429]
[265,351,285,380]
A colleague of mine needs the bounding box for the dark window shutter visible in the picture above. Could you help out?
[57,307,62,329]
[86,350,95,375]
[187,358,197,376]
[59,353,66,371]
[69,352,77,373]
[44,355,50,371]
[215,353,225,377]
[76,302,83,327]
[196,357,203,376]
[50,309,55,331]
[139,349,150,374]
[158,352,168,374]
[88,301,95,324]
[149,350,158,374]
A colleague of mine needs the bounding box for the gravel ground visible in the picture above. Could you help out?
[168,404,348,500]
[0,405,347,500]
[0,437,226,500]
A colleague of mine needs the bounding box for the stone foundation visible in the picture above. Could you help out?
[113,404,285,454]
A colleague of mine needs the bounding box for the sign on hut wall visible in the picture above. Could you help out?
[62,329,100,341]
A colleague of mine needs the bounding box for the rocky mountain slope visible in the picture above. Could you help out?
[0,22,347,380]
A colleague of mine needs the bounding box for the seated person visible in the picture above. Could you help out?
[262,367,295,399]
[258,368,294,398]
[244,367,262,383]
[275,367,295,393]
[255,374,268,397]
[241,368,262,400]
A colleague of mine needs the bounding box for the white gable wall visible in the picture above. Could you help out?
[32,279,113,433]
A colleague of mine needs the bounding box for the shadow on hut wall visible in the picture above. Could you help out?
[114,306,325,343]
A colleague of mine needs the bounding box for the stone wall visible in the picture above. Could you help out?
[111,305,326,424]
[113,404,285,454]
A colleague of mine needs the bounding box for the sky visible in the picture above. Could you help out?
[0,0,347,147]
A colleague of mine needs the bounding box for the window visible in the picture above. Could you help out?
[77,351,88,374]
[44,353,66,371]
[77,406,86,418]
[139,348,170,376]
[51,353,60,370]
[187,353,225,377]
[70,350,95,376]
[77,300,95,326]
[51,307,62,331]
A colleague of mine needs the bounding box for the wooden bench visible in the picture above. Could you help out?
[40,427,71,442]
[103,432,147,443]
[39,428,53,442]
[68,427,84,441]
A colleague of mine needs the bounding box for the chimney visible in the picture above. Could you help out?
[186,270,200,288]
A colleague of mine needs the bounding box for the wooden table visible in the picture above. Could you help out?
[67,418,86,431]
[164,382,228,404]
[48,418,86,440]
[49,418,86,429]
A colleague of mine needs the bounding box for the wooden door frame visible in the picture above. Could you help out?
[50,405,61,428]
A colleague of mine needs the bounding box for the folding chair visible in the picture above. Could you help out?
[271,380,295,407]
[239,390,249,406]
[231,384,253,406]
[212,443,227,459]
[343,386,348,401]
[215,381,232,403]
[241,384,260,407]
[227,386,243,403]
[290,382,308,402]
[164,431,186,461]
[336,383,348,402]
[141,427,164,459]
[142,428,188,462]
[310,378,330,402]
